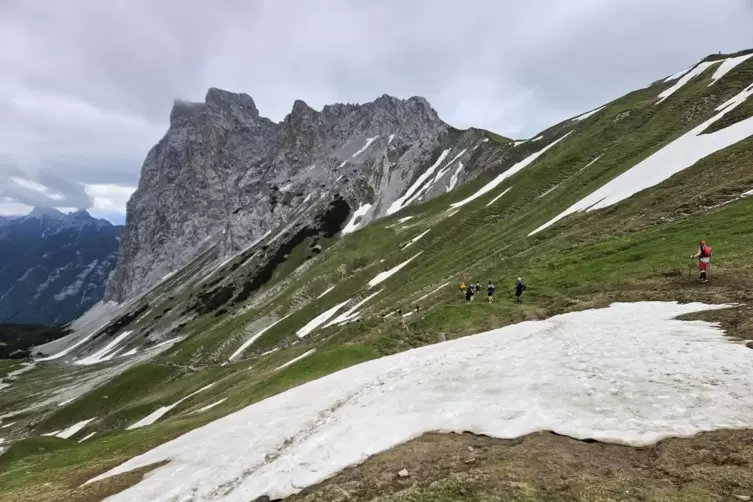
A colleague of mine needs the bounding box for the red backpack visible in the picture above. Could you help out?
[700,245,712,258]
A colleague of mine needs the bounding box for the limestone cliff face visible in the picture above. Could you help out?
[106,89,499,301]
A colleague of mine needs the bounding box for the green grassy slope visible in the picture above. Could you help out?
[1,51,753,501]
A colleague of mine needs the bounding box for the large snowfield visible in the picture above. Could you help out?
[88,301,753,502]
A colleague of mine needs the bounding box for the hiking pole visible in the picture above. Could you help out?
[688,258,694,282]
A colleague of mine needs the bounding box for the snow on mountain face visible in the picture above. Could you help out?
[105,90,498,302]
[531,79,753,235]
[0,208,122,325]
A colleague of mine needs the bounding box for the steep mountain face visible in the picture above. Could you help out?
[105,90,503,301]
[0,208,122,326]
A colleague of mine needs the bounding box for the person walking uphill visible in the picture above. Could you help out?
[514,277,527,303]
[465,282,474,303]
[692,240,713,283]
[487,281,495,303]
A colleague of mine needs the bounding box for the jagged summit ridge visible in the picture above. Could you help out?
[106,89,496,301]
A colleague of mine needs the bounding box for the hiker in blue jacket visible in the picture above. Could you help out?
[487,281,495,303]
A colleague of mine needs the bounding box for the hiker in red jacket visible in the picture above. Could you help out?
[692,240,713,283]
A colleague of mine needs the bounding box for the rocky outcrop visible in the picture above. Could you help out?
[0,208,122,325]
[105,89,503,301]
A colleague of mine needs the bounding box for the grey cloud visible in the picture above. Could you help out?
[2,0,753,217]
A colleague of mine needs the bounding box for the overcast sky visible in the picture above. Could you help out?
[2,0,753,223]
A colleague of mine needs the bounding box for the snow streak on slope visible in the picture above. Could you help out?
[317,286,336,299]
[709,53,753,85]
[572,106,605,122]
[75,331,134,366]
[127,384,216,430]
[368,252,422,289]
[531,82,753,235]
[664,66,692,82]
[342,203,372,235]
[56,418,96,439]
[274,349,317,371]
[387,149,451,215]
[414,282,449,304]
[296,300,351,338]
[324,290,382,328]
[657,61,715,103]
[401,229,430,250]
[447,162,465,192]
[192,399,227,415]
[486,187,512,207]
[229,314,293,361]
[450,132,572,209]
[351,135,380,158]
[89,302,753,502]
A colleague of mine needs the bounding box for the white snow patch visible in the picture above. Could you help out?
[572,106,605,122]
[539,185,559,199]
[402,311,413,318]
[387,149,451,215]
[56,418,96,440]
[743,188,753,197]
[307,164,317,171]
[486,187,513,207]
[664,66,692,82]
[513,140,527,147]
[229,315,293,361]
[127,384,216,430]
[532,81,753,235]
[397,216,414,223]
[74,331,134,366]
[351,135,379,158]
[368,252,422,289]
[119,348,139,358]
[302,193,313,205]
[317,286,336,299]
[338,160,347,168]
[435,150,467,180]
[58,398,76,407]
[334,175,344,183]
[147,337,183,351]
[401,229,430,250]
[78,432,97,443]
[280,183,293,192]
[296,300,351,338]
[657,61,716,103]
[532,135,543,142]
[450,132,572,209]
[85,302,753,502]
[342,203,372,235]
[274,349,316,371]
[446,162,465,192]
[1,422,15,429]
[260,348,280,357]
[414,282,450,304]
[41,430,61,437]
[191,399,227,415]
[324,290,383,328]
[709,53,753,85]
[388,134,396,144]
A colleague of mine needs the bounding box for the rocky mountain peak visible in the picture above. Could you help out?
[28,206,65,220]
[105,89,487,301]
[205,87,260,120]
